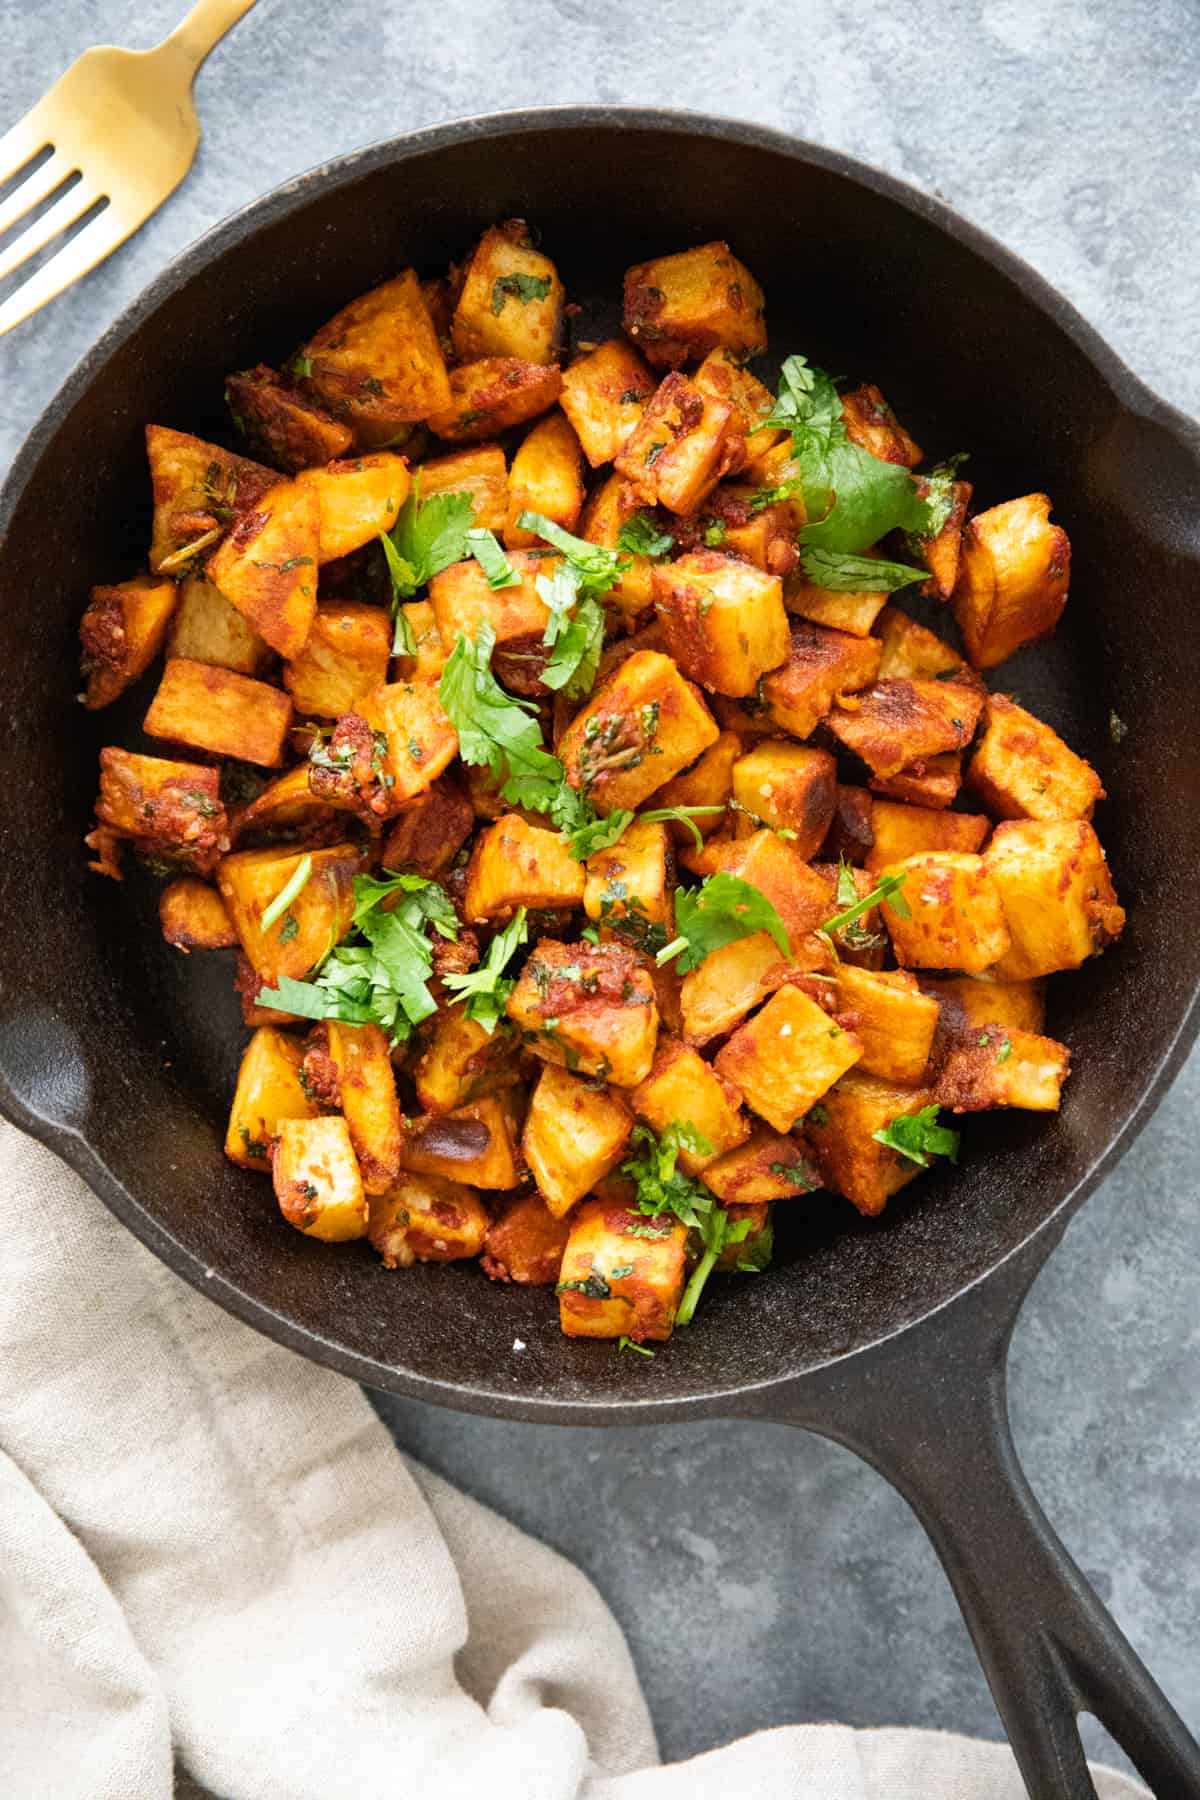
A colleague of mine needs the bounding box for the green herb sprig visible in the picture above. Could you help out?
[872,1104,961,1168]
[656,874,789,974]
[442,907,529,1033]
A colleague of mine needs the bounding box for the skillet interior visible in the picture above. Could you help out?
[1,112,1198,1415]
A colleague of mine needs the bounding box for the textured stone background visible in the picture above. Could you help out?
[1,0,1197,1781]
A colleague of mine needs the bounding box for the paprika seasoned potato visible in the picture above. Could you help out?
[84,221,1122,1348]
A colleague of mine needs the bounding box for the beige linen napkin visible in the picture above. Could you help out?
[0,1118,1145,1800]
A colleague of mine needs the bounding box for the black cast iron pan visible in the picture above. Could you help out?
[1,110,1198,1797]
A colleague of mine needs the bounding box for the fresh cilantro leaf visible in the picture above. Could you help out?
[676,1212,766,1326]
[442,907,529,1032]
[920,454,969,539]
[492,273,551,314]
[516,511,628,597]
[465,527,520,590]
[617,513,675,559]
[260,853,313,931]
[656,873,789,974]
[438,623,567,814]
[622,1121,715,1230]
[819,870,911,958]
[381,475,476,650]
[703,520,728,547]
[872,1104,960,1168]
[617,1335,655,1357]
[996,1038,1013,1063]
[538,563,606,700]
[565,807,635,861]
[735,1217,774,1273]
[799,547,927,592]
[290,354,313,379]
[835,856,858,909]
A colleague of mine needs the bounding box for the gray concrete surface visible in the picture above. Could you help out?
[2,0,1197,1780]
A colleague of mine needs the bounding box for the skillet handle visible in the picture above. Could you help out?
[756,1232,1200,1798]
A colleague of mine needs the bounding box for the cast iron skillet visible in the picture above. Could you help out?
[0,109,1198,1797]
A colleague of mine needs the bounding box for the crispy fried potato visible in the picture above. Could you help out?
[80,577,176,710]
[623,241,766,369]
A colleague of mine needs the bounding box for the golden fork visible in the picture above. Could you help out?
[0,0,259,339]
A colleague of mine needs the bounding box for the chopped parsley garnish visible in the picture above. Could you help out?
[491,272,551,314]
[623,1121,714,1227]
[258,871,458,1045]
[872,1104,961,1168]
[290,354,314,379]
[464,527,520,590]
[918,453,970,541]
[617,513,675,559]
[238,1126,268,1159]
[996,1038,1013,1063]
[557,1271,611,1299]
[617,1335,655,1356]
[518,510,629,700]
[442,907,529,1033]
[819,867,910,957]
[676,1212,760,1326]
[277,913,299,945]
[380,474,476,651]
[260,853,313,931]
[439,622,569,815]
[568,802,726,862]
[703,520,728,547]
[656,873,789,974]
[798,547,927,592]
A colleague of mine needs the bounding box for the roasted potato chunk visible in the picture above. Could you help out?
[701,1126,821,1203]
[693,347,785,467]
[465,815,585,922]
[650,730,742,844]
[865,798,990,875]
[869,752,964,811]
[984,819,1124,979]
[623,241,766,369]
[631,1038,749,1170]
[415,443,509,533]
[756,620,881,740]
[368,1173,488,1267]
[576,474,656,625]
[953,493,1071,669]
[225,364,353,471]
[826,964,939,1086]
[427,358,563,442]
[144,658,292,768]
[878,851,1012,974]
[872,605,967,681]
[557,1197,688,1342]
[507,939,659,1087]
[502,412,585,548]
[273,1115,368,1242]
[451,221,564,365]
[160,877,238,951]
[615,372,744,515]
[805,1072,935,1216]
[205,478,320,659]
[715,986,862,1134]
[652,551,790,697]
[560,339,655,467]
[840,384,922,466]
[93,749,228,875]
[522,1061,634,1217]
[299,269,453,442]
[80,577,176,710]
[381,772,474,878]
[415,1010,519,1116]
[697,486,797,579]
[482,1193,571,1285]
[282,602,391,717]
[391,598,449,683]
[402,1096,521,1189]
[827,677,985,779]
[167,572,273,676]
[913,476,972,601]
[584,819,673,952]
[226,764,338,850]
[730,743,836,859]
[359,679,460,810]
[324,1020,404,1193]
[558,650,719,815]
[217,841,362,985]
[821,783,875,867]
[295,453,409,562]
[145,425,278,574]
[783,564,889,639]
[428,551,555,649]
[918,972,1046,1064]
[967,693,1104,822]
[935,1023,1071,1113]
[225,1026,318,1170]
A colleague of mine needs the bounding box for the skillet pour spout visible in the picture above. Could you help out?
[0,109,1198,1798]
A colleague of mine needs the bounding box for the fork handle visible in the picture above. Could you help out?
[160,0,259,75]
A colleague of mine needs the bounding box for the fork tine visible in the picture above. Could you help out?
[0,149,70,240]
[0,204,127,340]
[0,101,55,188]
[0,179,98,284]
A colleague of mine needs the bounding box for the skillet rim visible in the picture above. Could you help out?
[1,103,1197,1422]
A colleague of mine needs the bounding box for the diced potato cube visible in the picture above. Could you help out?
[482,1193,571,1285]
[80,577,176,710]
[692,348,785,466]
[701,1126,821,1203]
[623,241,766,369]
[576,474,655,625]
[917,972,1046,1064]
[650,730,742,843]
[652,551,789,697]
[866,798,990,874]
[217,841,362,984]
[415,1009,519,1115]
[402,1096,520,1189]
[584,819,673,952]
[935,1024,1071,1113]
[414,443,509,535]
[878,852,1012,974]
[282,602,391,717]
[427,359,562,442]
[273,1115,368,1241]
[225,1026,318,1170]
[324,1020,404,1193]
[701,487,798,579]
[680,933,794,1046]
[806,1072,935,1216]
[451,221,564,364]
[967,692,1104,821]
[390,598,449,682]
[631,1037,748,1170]
[744,438,808,528]
[715,986,862,1133]
[144,658,292,767]
[683,828,832,942]
[465,815,585,922]
[784,566,889,639]
[428,551,554,649]
[226,764,337,849]
[295,453,409,562]
[840,384,922,466]
[145,424,278,574]
[205,479,320,659]
[381,772,474,878]
[167,572,272,676]
[758,620,881,740]
[828,677,985,778]
[873,605,966,681]
[826,964,938,1085]
[507,939,659,1086]
[360,678,460,808]
[869,752,963,810]
[502,412,585,548]
[225,363,353,471]
[368,1173,488,1267]
[560,339,655,466]
[557,1197,688,1341]
[615,372,743,515]
[913,477,972,600]
[953,493,1071,669]
[558,650,719,814]
[160,877,237,951]
[299,269,453,443]
[821,784,875,866]
[984,819,1124,979]
[93,749,228,875]
[731,742,836,859]
[522,1062,634,1217]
